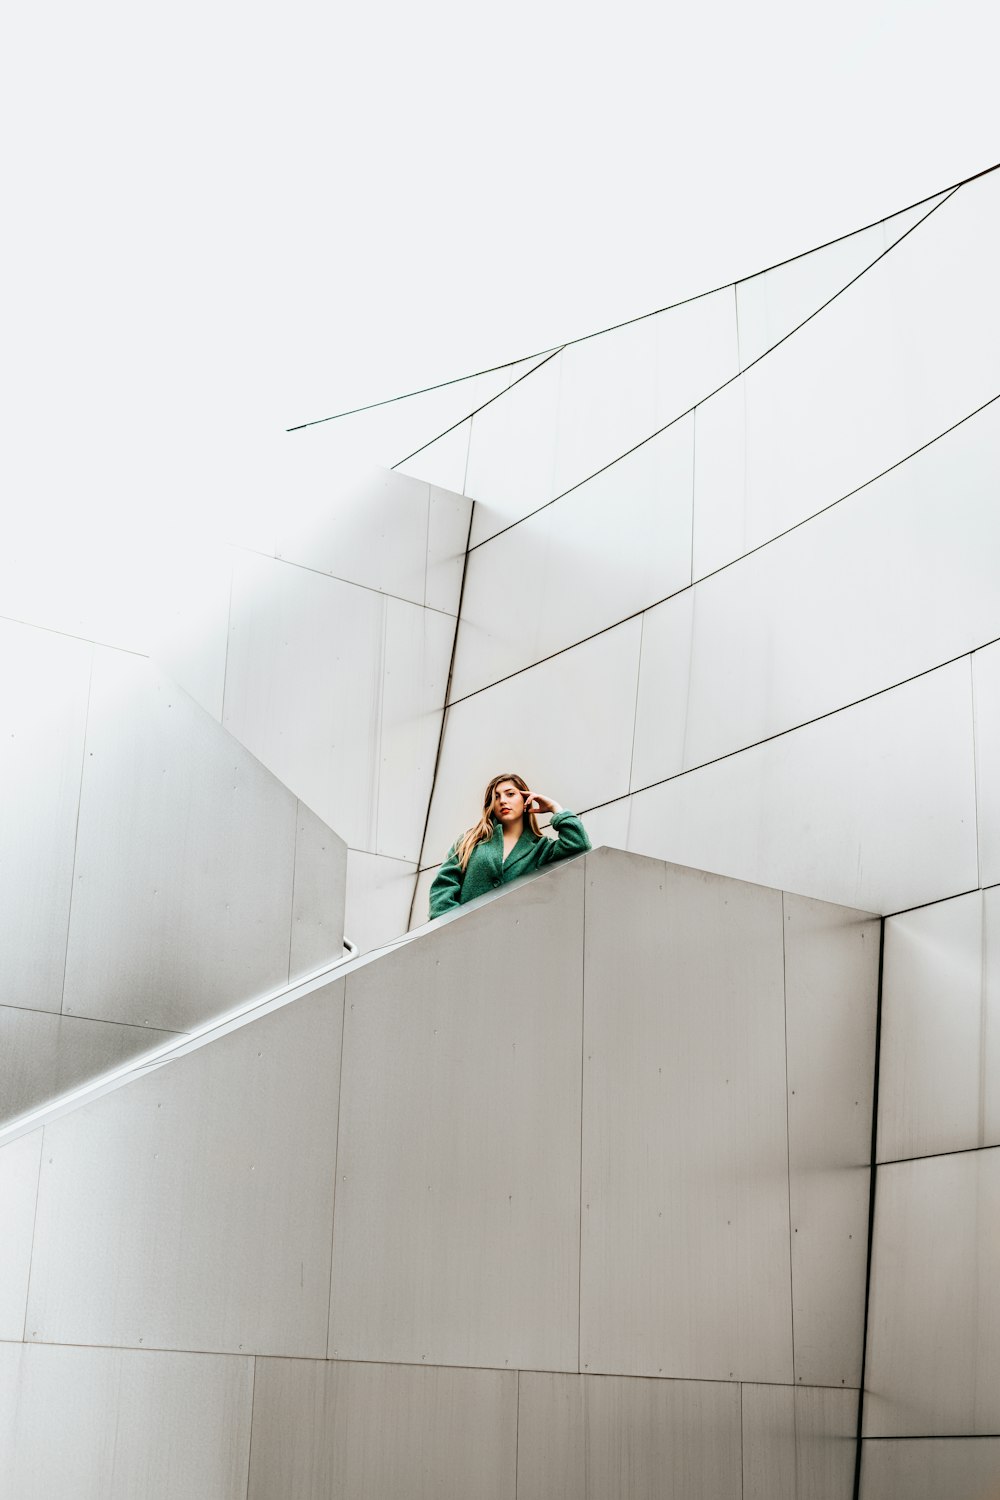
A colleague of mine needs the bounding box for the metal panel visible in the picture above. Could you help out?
[985,888,1000,1147]
[669,398,1000,778]
[149,542,233,722]
[742,1383,858,1500]
[289,801,348,981]
[62,649,298,1031]
[275,466,431,606]
[627,661,979,916]
[516,1371,742,1500]
[425,482,472,613]
[451,417,693,700]
[376,598,455,861]
[549,290,735,501]
[248,1357,517,1500]
[400,421,471,497]
[223,548,385,850]
[0,1342,253,1500]
[735,192,946,372]
[573,799,630,851]
[0,1129,42,1338]
[0,619,91,1013]
[0,1006,176,1127]
[864,1149,1000,1435]
[878,892,984,1163]
[784,894,880,1386]
[346,849,417,951]
[629,587,696,790]
[330,859,584,1371]
[861,1439,1000,1500]
[974,639,1000,887]
[410,864,442,930]
[581,849,793,1382]
[693,175,1000,578]
[424,618,642,868]
[25,980,343,1356]
[467,353,563,546]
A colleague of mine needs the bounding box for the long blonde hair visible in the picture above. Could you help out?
[454,772,541,871]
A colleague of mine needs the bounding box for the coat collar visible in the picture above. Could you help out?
[490,814,536,874]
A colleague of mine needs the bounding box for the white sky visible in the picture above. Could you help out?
[4,0,998,640]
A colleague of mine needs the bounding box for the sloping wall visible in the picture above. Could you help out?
[0,850,878,1498]
[0,616,345,1124]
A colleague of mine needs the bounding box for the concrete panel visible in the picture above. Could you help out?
[248,1358,516,1500]
[652,397,1000,780]
[581,849,793,1383]
[62,649,298,1031]
[864,1149,1000,1435]
[25,980,343,1356]
[451,416,692,700]
[0,1129,42,1339]
[861,1439,1000,1499]
[377,598,455,861]
[974,639,1000,887]
[693,174,999,577]
[275,466,432,606]
[516,1370,742,1500]
[0,619,91,1013]
[879,892,984,1162]
[0,1342,253,1500]
[742,1383,857,1500]
[425,482,472,613]
[784,894,880,1386]
[735,193,945,370]
[0,1006,176,1126]
[224,548,385,850]
[330,860,585,1371]
[346,849,417,951]
[467,353,563,545]
[290,801,348,981]
[399,420,471,497]
[424,618,642,867]
[627,661,978,916]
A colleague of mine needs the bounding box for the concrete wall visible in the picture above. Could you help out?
[0,616,345,1124]
[0,850,877,1497]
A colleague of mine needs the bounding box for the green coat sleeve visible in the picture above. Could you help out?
[535,810,592,865]
[428,844,464,919]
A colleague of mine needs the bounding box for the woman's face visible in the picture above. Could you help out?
[493,780,527,824]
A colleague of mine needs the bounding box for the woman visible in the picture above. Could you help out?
[428,772,591,919]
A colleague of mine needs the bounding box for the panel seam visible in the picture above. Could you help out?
[59,645,95,1016]
[852,917,886,1500]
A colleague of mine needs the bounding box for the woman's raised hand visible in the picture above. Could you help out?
[525,792,563,815]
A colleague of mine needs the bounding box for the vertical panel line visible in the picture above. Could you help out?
[627,613,646,797]
[220,549,235,725]
[514,1367,520,1500]
[285,803,300,984]
[781,893,798,1386]
[244,1354,258,1500]
[739,1381,745,1500]
[59,644,95,1015]
[20,1127,45,1342]
[405,492,477,931]
[577,862,588,1374]
[326,973,351,1358]
[970,652,983,891]
[852,916,886,1500]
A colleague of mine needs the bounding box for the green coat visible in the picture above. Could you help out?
[428,811,591,919]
